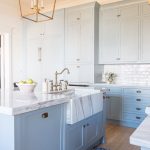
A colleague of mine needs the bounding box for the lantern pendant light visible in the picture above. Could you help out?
[19,0,56,22]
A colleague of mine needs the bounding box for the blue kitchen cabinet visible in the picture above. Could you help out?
[66,112,104,150]
[16,104,65,150]
[107,95,122,121]
[0,104,66,150]
[66,121,84,150]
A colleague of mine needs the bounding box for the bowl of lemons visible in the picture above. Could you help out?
[17,79,37,93]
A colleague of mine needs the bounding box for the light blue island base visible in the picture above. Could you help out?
[0,105,105,150]
[65,112,105,150]
[0,104,66,150]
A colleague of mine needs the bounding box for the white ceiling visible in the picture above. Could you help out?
[56,0,123,9]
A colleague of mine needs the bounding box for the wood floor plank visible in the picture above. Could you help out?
[99,123,140,150]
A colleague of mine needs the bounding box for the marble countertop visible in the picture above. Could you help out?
[0,91,69,116]
[130,116,150,148]
[0,88,102,116]
[93,83,150,89]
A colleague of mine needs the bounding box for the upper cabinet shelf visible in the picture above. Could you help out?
[99,2,150,64]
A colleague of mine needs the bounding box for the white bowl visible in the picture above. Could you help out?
[17,83,37,93]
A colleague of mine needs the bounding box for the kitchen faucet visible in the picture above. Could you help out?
[53,68,70,91]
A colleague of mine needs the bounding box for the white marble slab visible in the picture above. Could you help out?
[0,91,69,116]
[93,83,150,89]
[0,88,103,117]
[130,116,150,149]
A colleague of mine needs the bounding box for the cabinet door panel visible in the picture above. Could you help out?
[66,123,84,150]
[120,4,139,18]
[65,11,81,63]
[100,17,119,63]
[120,18,139,62]
[107,96,122,120]
[27,38,42,91]
[142,16,150,61]
[84,115,98,148]
[80,8,94,63]
[19,105,62,150]
[66,64,93,83]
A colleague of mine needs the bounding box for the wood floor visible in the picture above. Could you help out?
[98,123,140,150]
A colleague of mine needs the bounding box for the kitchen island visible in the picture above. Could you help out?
[0,88,104,150]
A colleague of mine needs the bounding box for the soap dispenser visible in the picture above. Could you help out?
[42,79,48,94]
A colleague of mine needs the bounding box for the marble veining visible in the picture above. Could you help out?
[0,91,69,116]
[130,116,150,149]
[0,88,103,116]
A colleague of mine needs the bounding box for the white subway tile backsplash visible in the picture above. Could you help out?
[104,65,150,85]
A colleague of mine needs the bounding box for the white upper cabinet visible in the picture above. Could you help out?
[120,18,139,62]
[141,3,150,62]
[65,10,81,63]
[65,3,100,84]
[80,8,94,64]
[65,3,96,64]
[100,8,119,63]
[120,4,139,62]
[99,4,140,64]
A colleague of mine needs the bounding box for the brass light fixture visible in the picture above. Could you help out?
[19,0,56,22]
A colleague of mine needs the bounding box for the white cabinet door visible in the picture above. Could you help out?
[120,4,139,18]
[80,8,94,64]
[42,10,65,80]
[66,64,93,83]
[27,38,43,91]
[65,11,81,64]
[142,16,150,62]
[27,22,45,39]
[120,18,139,62]
[100,8,120,63]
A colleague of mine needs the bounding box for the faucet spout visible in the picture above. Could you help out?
[57,68,70,75]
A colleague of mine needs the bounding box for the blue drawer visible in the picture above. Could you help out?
[123,113,146,123]
[123,88,150,97]
[123,96,150,105]
[123,104,146,114]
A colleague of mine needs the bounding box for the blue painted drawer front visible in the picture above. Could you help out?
[16,105,64,150]
[123,104,146,114]
[123,96,150,105]
[123,96,150,115]
[123,113,146,123]
[123,88,150,97]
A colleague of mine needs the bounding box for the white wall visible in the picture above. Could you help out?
[0,0,26,83]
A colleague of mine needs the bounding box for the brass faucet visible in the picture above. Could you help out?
[54,68,70,91]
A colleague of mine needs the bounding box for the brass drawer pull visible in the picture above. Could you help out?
[42,113,48,118]
[136,99,141,101]
[136,108,141,111]
[136,116,141,120]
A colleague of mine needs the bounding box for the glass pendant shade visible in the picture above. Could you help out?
[19,0,56,22]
